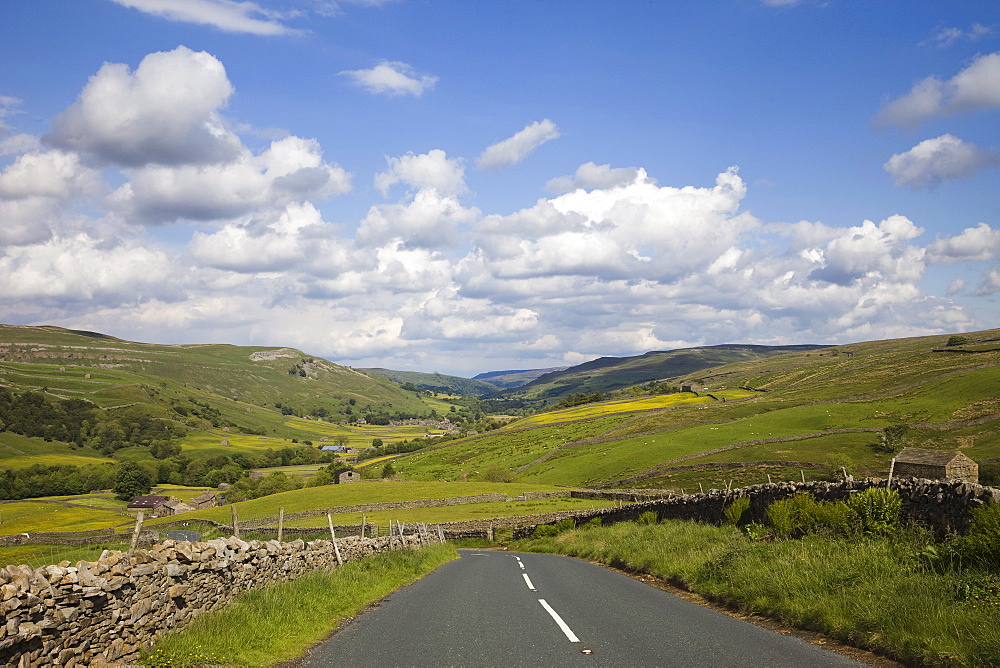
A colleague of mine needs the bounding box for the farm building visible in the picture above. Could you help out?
[127,495,169,512]
[159,499,194,516]
[190,492,219,510]
[335,468,359,484]
[892,448,978,483]
[320,445,347,453]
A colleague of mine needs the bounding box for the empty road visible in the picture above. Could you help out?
[300,549,862,666]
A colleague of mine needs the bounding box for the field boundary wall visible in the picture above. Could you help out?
[512,478,1000,539]
[0,532,440,666]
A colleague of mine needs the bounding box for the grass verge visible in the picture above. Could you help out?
[140,543,458,667]
[515,521,1000,666]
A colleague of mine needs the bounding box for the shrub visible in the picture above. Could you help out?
[724,496,751,526]
[766,496,797,539]
[959,502,1000,566]
[533,518,576,537]
[947,335,968,346]
[480,467,516,483]
[636,510,659,525]
[765,493,854,539]
[847,487,902,536]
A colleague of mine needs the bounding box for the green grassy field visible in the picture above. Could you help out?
[393,329,1000,489]
[0,432,115,469]
[0,501,131,533]
[0,541,130,570]
[0,324,434,446]
[281,496,619,527]
[141,481,582,527]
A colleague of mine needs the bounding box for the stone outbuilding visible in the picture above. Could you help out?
[334,468,359,484]
[159,499,194,516]
[892,448,979,483]
[189,492,219,510]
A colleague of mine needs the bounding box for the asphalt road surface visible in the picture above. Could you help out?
[301,549,862,667]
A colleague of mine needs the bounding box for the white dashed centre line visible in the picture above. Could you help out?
[522,573,537,591]
[538,599,580,643]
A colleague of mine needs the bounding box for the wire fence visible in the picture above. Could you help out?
[0,504,449,569]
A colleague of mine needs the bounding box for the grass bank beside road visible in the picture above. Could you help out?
[141,543,458,667]
[515,522,1000,666]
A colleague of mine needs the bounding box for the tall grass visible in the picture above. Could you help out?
[518,521,1000,666]
[141,544,457,667]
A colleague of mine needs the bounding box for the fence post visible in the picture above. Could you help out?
[360,513,366,538]
[231,504,240,539]
[888,458,896,484]
[328,514,344,566]
[128,511,144,555]
[278,507,284,543]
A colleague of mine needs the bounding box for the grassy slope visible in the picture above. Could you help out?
[0,432,115,469]
[362,368,500,397]
[0,324,426,426]
[396,329,1000,488]
[0,324,440,461]
[501,344,829,402]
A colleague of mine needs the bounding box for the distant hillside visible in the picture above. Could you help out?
[500,344,830,403]
[0,324,426,433]
[472,367,569,390]
[395,328,1000,490]
[362,368,500,397]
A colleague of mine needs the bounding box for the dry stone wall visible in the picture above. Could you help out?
[0,532,438,667]
[514,478,1000,539]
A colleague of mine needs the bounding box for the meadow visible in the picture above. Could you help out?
[281,496,619,528]
[393,330,1000,490]
[0,501,130,534]
[0,432,114,469]
[141,481,581,528]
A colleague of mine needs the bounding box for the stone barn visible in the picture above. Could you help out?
[335,468,360,484]
[892,448,979,483]
[127,495,169,513]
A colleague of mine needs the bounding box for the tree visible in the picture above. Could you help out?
[877,425,908,453]
[114,462,153,501]
[381,461,396,478]
[372,438,384,448]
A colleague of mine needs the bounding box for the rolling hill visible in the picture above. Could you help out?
[471,367,569,390]
[499,344,830,403]
[391,329,1000,490]
[361,368,502,397]
[0,324,429,446]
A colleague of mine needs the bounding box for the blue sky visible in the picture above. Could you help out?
[1,0,998,376]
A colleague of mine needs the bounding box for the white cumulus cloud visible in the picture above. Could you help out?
[477,119,561,171]
[340,61,438,97]
[884,134,1000,189]
[109,0,302,36]
[877,52,1000,126]
[48,46,241,167]
[109,135,351,224]
[926,223,1000,264]
[545,162,642,194]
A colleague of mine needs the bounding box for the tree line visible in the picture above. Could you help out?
[0,388,184,454]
